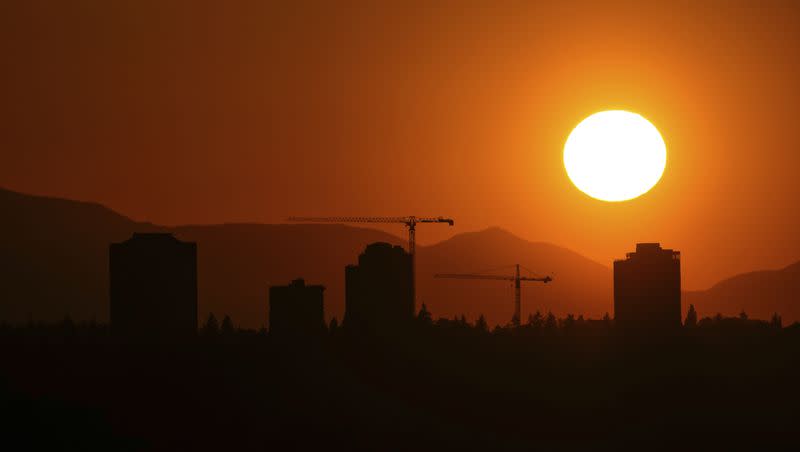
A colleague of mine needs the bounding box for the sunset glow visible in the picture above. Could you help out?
[564,111,667,202]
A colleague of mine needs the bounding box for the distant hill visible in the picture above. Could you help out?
[5,186,799,328]
[0,188,156,322]
[0,187,401,327]
[684,262,800,323]
[417,228,612,324]
[0,187,613,327]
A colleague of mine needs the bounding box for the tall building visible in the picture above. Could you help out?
[345,242,413,333]
[614,243,681,330]
[269,279,325,337]
[109,233,197,338]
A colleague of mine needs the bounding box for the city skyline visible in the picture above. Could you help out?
[3,2,800,291]
[3,2,800,448]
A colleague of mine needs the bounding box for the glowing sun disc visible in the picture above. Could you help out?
[564,110,666,202]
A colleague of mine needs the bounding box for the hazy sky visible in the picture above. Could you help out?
[2,1,800,290]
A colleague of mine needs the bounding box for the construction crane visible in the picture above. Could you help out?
[435,264,552,327]
[286,216,455,306]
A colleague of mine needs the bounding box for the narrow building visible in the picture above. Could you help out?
[345,242,413,333]
[109,233,197,338]
[614,243,681,331]
[269,278,325,337]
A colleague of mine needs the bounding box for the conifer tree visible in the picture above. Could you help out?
[203,313,219,336]
[417,304,433,325]
[684,304,698,327]
[528,310,544,331]
[220,315,234,336]
[544,311,557,331]
[475,314,489,333]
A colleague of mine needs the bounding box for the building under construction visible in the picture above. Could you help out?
[614,243,681,331]
[269,278,325,337]
[109,233,198,338]
[345,242,413,333]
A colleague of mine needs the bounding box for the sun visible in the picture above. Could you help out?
[564,110,666,202]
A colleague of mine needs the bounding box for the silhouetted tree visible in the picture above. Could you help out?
[698,316,713,327]
[685,304,697,327]
[544,311,557,332]
[329,317,339,334]
[739,311,749,321]
[417,304,432,325]
[528,310,543,330]
[602,312,611,326]
[221,315,234,336]
[714,313,724,323]
[202,313,219,336]
[770,313,782,329]
[475,314,488,333]
[560,314,575,331]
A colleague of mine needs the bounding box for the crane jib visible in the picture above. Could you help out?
[434,264,553,327]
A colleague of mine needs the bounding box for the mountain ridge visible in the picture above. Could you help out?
[2,186,798,326]
[0,186,613,327]
[684,260,800,322]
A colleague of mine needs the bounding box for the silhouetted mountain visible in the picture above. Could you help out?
[418,227,612,324]
[1,187,612,327]
[0,188,157,322]
[0,187,402,326]
[684,261,800,322]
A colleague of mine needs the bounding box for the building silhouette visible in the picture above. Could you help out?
[345,242,413,333]
[614,243,681,330]
[109,233,197,338]
[269,278,325,337]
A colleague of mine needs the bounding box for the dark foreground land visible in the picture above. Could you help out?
[2,321,799,451]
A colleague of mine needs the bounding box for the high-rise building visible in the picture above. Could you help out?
[345,242,413,333]
[109,233,197,338]
[269,278,325,337]
[614,243,681,330]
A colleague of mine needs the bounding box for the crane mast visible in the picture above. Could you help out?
[287,216,454,310]
[435,264,552,326]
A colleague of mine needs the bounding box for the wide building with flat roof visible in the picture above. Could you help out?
[269,278,325,337]
[614,243,681,331]
[109,233,197,338]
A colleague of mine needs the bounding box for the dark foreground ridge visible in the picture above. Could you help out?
[1,318,798,451]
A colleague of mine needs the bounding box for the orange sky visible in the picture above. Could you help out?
[2,1,800,290]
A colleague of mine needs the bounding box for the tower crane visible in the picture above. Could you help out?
[435,264,552,327]
[286,216,455,308]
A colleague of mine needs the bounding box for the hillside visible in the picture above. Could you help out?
[683,262,800,323]
[8,187,797,327]
[417,228,613,324]
[0,188,156,322]
[0,187,614,327]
